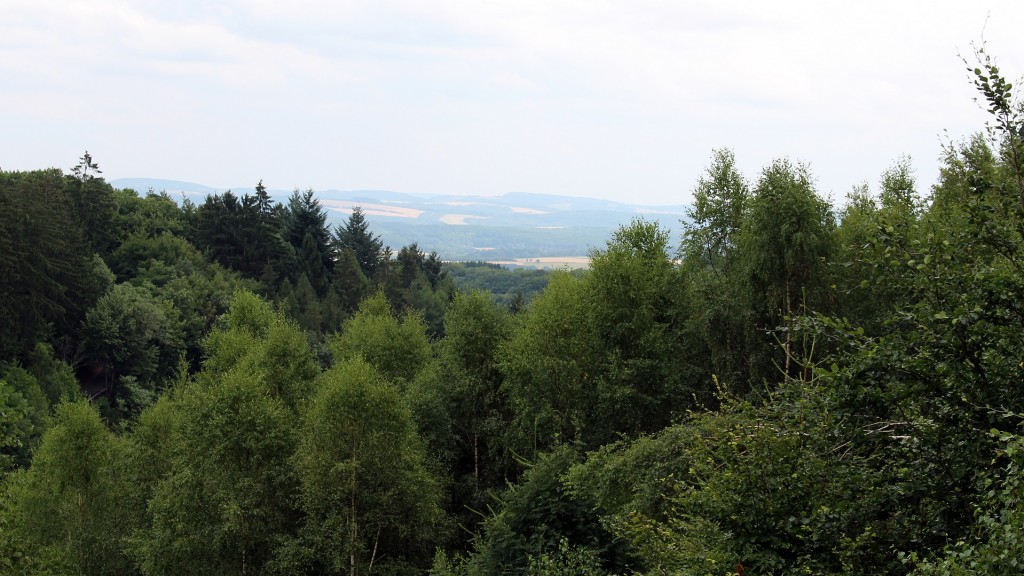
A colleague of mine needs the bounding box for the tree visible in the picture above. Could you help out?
[913,431,1024,575]
[679,150,752,392]
[7,400,136,575]
[0,377,38,472]
[135,291,318,574]
[108,231,252,371]
[334,208,384,279]
[0,169,96,358]
[285,189,333,294]
[191,187,294,286]
[586,219,701,440]
[202,290,319,411]
[786,50,1024,570]
[681,148,750,269]
[324,248,371,328]
[963,41,1024,207]
[108,188,187,248]
[298,230,330,297]
[500,272,602,456]
[329,291,431,385]
[438,290,514,509]
[739,158,835,383]
[138,369,298,576]
[832,159,923,333]
[292,358,442,575]
[468,446,623,576]
[66,151,117,256]
[80,283,184,417]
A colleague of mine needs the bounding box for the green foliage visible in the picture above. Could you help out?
[587,219,703,439]
[0,169,97,358]
[0,365,52,470]
[500,219,703,457]
[292,358,442,575]
[6,48,1024,576]
[679,150,755,393]
[120,395,180,520]
[441,291,512,472]
[913,430,1024,574]
[404,359,459,480]
[737,158,835,385]
[327,247,371,321]
[743,159,835,319]
[381,243,454,335]
[67,151,117,256]
[81,282,185,419]
[500,272,600,456]
[526,539,608,576]
[469,446,624,576]
[110,188,188,246]
[964,42,1024,206]
[191,188,295,285]
[116,235,252,370]
[138,368,298,576]
[0,379,36,472]
[330,291,432,385]
[287,189,334,295]
[334,207,385,279]
[567,383,900,575]
[24,341,81,406]
[443,262,550,309]
[203,290,319,410]
[435,290,514,534]
[832,159,923,334]
[7,400,136,575]
[682,148,750,268]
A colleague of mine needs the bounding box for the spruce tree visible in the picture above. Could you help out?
[333,207,383,279]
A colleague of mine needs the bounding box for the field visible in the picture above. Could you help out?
[485,256,590,269]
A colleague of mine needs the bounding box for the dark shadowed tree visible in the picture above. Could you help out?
[334,208,384,280]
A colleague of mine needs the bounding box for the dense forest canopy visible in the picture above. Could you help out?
[3,48,1024,575]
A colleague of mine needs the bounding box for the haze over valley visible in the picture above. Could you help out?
[111,177,687,262]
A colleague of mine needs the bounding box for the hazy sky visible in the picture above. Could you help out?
[3,1,1023,205]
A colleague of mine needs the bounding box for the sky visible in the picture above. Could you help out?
[3,1,1024,206]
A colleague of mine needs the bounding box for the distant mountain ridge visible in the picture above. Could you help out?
[110,178,690,262]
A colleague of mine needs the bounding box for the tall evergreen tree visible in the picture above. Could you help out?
[0,169,96,358]
[326,248,370,322]
[334,208,384,280]
[66,151,117,256]
[285,189,333,294]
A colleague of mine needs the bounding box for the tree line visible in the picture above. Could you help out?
[3,49,1024,575]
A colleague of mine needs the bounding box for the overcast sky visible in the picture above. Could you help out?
[3,1,1023,205]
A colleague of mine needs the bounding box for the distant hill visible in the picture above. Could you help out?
[109,178,223,196]
[110,179,690,261]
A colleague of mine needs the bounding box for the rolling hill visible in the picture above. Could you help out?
[110,178,689,263]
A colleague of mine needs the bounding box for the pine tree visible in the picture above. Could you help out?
[66,151,116,256]
[333,208,384,279]
[285,190,333,289]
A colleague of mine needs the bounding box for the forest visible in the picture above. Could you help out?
[3,51,1024,575]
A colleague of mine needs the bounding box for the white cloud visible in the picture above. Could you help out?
[2,0,1024,202]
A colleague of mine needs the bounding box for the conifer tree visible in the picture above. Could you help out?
[334,208,384,279]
